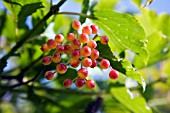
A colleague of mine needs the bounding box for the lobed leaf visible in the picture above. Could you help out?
[92,9,148,69]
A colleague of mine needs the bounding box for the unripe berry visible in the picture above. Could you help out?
[42,56,52,65]
[90,49,99,60]
[87,40,97,49]
[71,49,80,60]
[56,63,67,74]
[82,26,92,35]
[82,58,92,67]
[90,60,98,68]
[45,71,54,80]
[51,53,61,63]
[70,58,80,68]
[100,59,110,69]
[66,33,75,42]
[90,24,98,34]
[109,69,119,79]
[47,39,57,49]
[71,39,81,49]
[72,20,81,30]
[86,80,95,89]
[63,79,72,88]
[56,45,64,53]
[55,34,64,43]
[80,46,91,57]
[78,33,89,44]
[100,36,109,44]
[41,43,51,52]
[64,44,72,54]
[78,68,88,79]
[75,78,84,88]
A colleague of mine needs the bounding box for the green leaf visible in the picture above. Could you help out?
[18,2,44,28]
[92,9,148,69]
[96,42,146,90]
[79,0,89,23]
[132,0,143,7]
[94,0,119,9]
[110,87,152,113]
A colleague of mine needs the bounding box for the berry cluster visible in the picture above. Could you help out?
[41,20,119,89]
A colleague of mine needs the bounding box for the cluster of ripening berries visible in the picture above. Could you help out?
[40,20,119,89]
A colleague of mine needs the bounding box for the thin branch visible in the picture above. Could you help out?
[57,12,97,19]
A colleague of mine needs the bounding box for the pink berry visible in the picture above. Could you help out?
[41,43,51,52]
[63,79,72,88]
[82,26,92,35]
[64,44,72,54]
[51,53,61,63]
[78,33,89,44]
[109,69,119,79]
[70,58,80,68]
[42,56,52,65]
[100,36,109,44]
[45,71,54,80]
[87,40,97,49]
[56,44,64,53]
[90,60,98,68]
[66,33,75,42]
[90,24,98,34]
[100,59,110,69]
[82,58,92,67]
[90,49,99,60]
[72,20,81,30]
[80,46,91,57]
[71,49,80,60]
[75,78,84,88]
[47,39,57,49]
[86,80,95,89]
[77,68,88,79]
[55,34,64,43]
[56,63,67,74]
[71,39,81,49]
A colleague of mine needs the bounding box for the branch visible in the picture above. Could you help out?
[57,12,97,19]
[1,66,45,89]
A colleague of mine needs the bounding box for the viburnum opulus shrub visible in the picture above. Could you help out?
[40,20,119,89]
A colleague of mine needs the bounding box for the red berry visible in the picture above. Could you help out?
[78,68,88,79]
[100,36,109,44]
[42,56,52,65]
[70,58,80,68]
[90,49,99,60]
[55,34,64,43]
[71,39,81,49]
[56,63,67,74]
[109,69,119,79]
[51,53,61,63]
[72,20,81,30]
[78,33,89,44]
[63,79,72,88]
[90,24,98,34]
[80,46,91,57]
[66,33,75,42]
[100,59,110,69]
[64,44,72,54]
[56,44,64,53]
[86,80,95,89]
[82,58,92,67]
[47,39,57,49]
[71,49,80,60]
[41,43,51,52]
[75,78,84,88]
[90,60,98,68]
[45,71,54,80]
[87,40,97,49]
[82,26,92,35]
